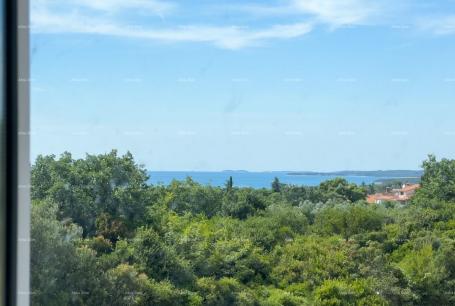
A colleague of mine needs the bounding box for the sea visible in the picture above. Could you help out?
[148,171,418,189]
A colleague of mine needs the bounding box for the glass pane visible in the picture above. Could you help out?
[30,1,455,305]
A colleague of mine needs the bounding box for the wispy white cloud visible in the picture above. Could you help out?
[292,0,381,26]
[71,0,175,14]
[31,9,313,49]
[31,0,453,49]
[418,15,455,35]
[217,3,297,18]
[33,0,175,15]
[221,0,383,26]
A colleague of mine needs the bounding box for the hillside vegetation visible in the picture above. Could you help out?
[31,152,455,305]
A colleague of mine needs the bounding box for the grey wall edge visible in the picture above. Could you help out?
[17,0,30,305]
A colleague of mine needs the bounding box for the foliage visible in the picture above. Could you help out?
[319,178,367,202]
[31,153,455,305]
[414,155,455,202]
[31,151,150,237]
[314,279,387,305]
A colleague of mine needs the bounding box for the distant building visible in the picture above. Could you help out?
[367,183,420,204]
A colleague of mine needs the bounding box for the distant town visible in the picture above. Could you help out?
[367,183,420,204]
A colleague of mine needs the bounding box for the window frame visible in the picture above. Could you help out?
[3,0,30,305]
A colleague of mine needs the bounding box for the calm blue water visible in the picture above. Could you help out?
[148,171,402,188]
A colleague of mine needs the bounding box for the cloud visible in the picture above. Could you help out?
[215,0,383,27]
[30,0,455,50]
[418,15,455,35]
[74,0,175,15]
[292,0,381,26]
[31,9,313,49]
[33,0,175,15]
[216,3,297,18]
[28,0,398,49]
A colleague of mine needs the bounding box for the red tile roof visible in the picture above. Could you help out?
[401,184,420,192]
[367,184,420,203]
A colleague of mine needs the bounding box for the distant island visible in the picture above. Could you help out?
[286,170,423,178]
[148,170,424,188]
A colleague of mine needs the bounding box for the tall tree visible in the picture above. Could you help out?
[272,177,281,193]
[225,176,234,192]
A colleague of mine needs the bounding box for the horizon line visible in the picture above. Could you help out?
[147,169,423,173]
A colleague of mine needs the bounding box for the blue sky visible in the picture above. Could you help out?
[30,0,455,171]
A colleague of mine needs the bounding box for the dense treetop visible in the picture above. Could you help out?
[31,151,455,305]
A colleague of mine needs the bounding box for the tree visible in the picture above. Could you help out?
[131,227,194,286]
[319,178,367,202]
[397,243,448,304]
[31,200,80,305]
[205,237,270,283]
[31,150,150,237]
[271,236,353,288]
[106,264,201,306]
[259,287,308,306]
[196,277,256,306]
[165,178,223,217]
[31,200,108,305]
[221,189,266,219]
[95,212,129,243]
[414,155,455,202]
[241,206,308,251]
[272,177,281,193]
[30,151,455,305]
[314,279,387,305]
[225,176,234,192]
[314,204,384,241]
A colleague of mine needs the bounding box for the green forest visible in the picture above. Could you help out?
[31,151,455,305]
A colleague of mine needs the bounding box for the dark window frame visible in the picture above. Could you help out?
[4,0,19,304]
[3,0,29,305]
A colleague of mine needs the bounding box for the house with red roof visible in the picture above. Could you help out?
[367,183,420,204]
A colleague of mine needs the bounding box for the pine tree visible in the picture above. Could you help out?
[225,176,234,192]
[272,177,281,192]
